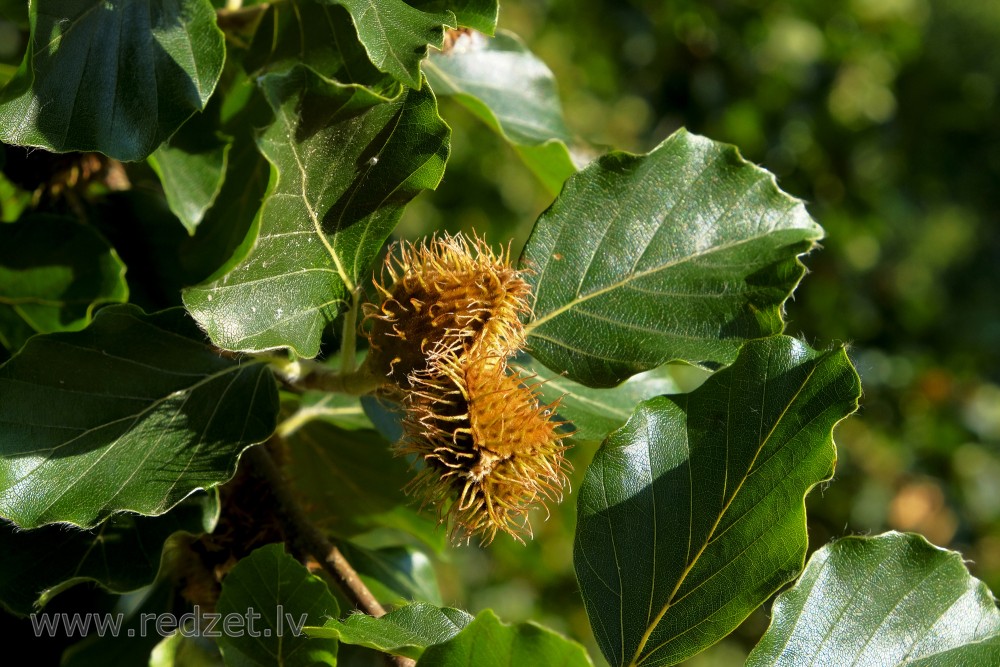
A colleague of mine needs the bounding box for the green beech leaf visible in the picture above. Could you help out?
[425,29,577,194]
[0,491,218,615]
[307,602,473,659]
[244,0,394,93]
[339,542,443,606]
[412,0,497,34]
[216,543,339,667]
[0,304,279,529]
[328,0,455,88]
[0,213,128,352]
[747,532,1000,666]
[0,0,225,161]
[417,608,594,666]
[285,420,444,551]
[521,129,823,388]
[149,111,232,234]
[183,66,450,357]
[177,69,274,285]
[574,336,861,667]
[515,355,709,442]
[150,631,223,667]
[61,580,175,667]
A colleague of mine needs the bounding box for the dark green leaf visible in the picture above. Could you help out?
[285,420,444,550]
[0,304,279,529]
[425,29,576,194]
[149,112,232,234]
[217,543,339,667]
[61,580,175,667]
[0,0,225,161]
[0,491,218,615]
[307,602,473,659]
[178,68,273,285]
[244,1,394,93]
[339,542,442,606]
[183,66,450,357]
[0,213,127,352]
[521,129,824,388]
[747,532,1000,667]
[514,355,709,442]
[417,608,594,666]
[574,336,861,666]
[328,0,455,88]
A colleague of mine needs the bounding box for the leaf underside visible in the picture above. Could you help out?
[424,29,577,194]
[308,602,473,659]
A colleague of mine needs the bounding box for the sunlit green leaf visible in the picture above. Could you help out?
[417,608,594,666]
[279,391,373,434]
[521,129,823,388]
[0,491,218,615]
[514,355,710,442]
[183,66,450,357]
[0,304,279,529]
[0,0,225,160]
[0,213,127,352]
[307,602,472,659]
[150,631,224,667]
[412,0,496,34]
[217,543,339,667]
[747,532,1000,666]
[328,0,455,88]
[425,29,576,194]
[575,336,861,666]
[149,111,232,234]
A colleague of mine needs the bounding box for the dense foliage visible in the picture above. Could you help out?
[1,1,997,665]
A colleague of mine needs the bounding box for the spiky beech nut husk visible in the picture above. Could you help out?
[364,234,532,388]
[399,353,570,544]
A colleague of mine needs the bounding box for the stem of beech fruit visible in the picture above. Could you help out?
[296,360,385,395]
[340,286,363,375]
[246,445,417,667]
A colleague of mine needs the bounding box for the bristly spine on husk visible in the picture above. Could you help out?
[401,353,570,544]
[363,233,531,388]
[364,233,570,544]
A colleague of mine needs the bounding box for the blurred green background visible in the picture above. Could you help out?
[403,0,1000,664]
[2,0,998,664]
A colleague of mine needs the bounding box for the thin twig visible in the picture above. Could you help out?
[246,445,416,667]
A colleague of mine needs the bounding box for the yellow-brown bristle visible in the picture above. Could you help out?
[399,353,570,544]
[364,234,532,388]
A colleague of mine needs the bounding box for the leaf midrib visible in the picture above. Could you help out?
[526,227,811,334]
[627,355,821,666]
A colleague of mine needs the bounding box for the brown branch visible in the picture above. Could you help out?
[246,445,416,667]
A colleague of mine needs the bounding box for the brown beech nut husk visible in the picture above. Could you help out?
[399,352,570,544]
[364,234,532,388]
